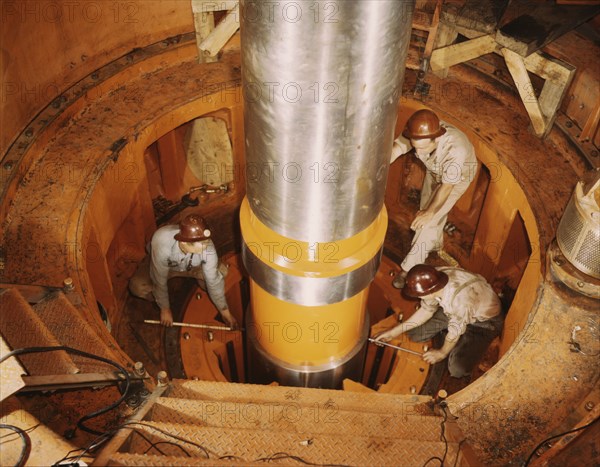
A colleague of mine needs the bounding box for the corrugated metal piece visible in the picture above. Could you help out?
[168,379,432,416]
[109,453,274,466]
[124,421,463,466]
[151,397,442,441]
[0,289,78,375]
[0,336,25,401]
[33,291,116,373]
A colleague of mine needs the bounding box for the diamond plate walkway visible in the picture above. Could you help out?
[94,379,475,466]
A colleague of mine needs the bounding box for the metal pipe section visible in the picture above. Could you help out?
[240,0,414,388]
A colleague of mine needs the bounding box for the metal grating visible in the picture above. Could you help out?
[124,421,462,466]
[151,397,443,441]
[33,292,117,372]
[168,379,432,416]
[0,289,78,375]
[574,229,600,277]
[557,196,582,256]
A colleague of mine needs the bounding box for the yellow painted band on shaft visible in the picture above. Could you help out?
[249,280,369,365]
[239,197,388,277]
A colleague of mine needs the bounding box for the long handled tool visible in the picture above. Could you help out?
[368,338,424,356]
[144,320,235,331]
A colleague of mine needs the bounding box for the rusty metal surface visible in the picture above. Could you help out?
[0,336,25,401]
[168,379,433,416]
[108,453,315,466]
[33,292,117,372]
[151,397,443,440]
[0,289,78,375]
[126,420,463,466]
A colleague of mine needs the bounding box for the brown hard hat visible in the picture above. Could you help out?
[404,265,449,298]
[174,214,211,242]
[402,109,446,140]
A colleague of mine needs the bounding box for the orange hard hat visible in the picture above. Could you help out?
[404,265,449,297]
[174,214,211,242]
[402,109,446,140]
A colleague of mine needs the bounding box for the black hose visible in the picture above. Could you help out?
[0,346,131,435]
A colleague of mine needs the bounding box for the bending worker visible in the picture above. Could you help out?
[390,109,477,289]
[374,265,503,378]
[129,214,237,329]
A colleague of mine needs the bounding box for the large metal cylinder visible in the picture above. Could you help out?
[240,0,414,387]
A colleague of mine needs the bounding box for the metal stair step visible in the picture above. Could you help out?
[168,379,432,416]
[107,453,274,466]
[123,420,463,466]
[33,291,116,373]
[0,289,78,375]
[150,397,443,441]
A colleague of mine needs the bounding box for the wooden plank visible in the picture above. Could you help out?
[502,48,547,136]
[496,1,600,57]
[423,0,442,58]
[430,35,497,72]
[431,21,458,78]
[199,3,240,58]
[191,0,237,13]
[455,0,510,34]
[522,52,576,84]
[193,10,217,64]
[523,52,576,137]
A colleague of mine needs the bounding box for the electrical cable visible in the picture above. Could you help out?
[120,421,211,458]
[0,424,39,440]
[0,346,131,436]
[255,452,352,467]
[0,424,31,467]
[142,440,191,457]
[523,416,600,466]
[422,403,449,467]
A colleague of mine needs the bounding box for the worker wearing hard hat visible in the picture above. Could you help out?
[390,109,477,289]
[374,264,503,378]
[129,214,237,329]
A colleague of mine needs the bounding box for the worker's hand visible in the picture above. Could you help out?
[422,349,447,365]
[160,308,174,327]
[220,309,239,330]
[411,210,435,230]
[372,327,401,344]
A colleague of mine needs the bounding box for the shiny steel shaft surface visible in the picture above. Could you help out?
[241,0,414,242]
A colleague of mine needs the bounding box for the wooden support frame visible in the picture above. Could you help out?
[191,1,240,63]
[431,35,498,72]
[502,48,576,137]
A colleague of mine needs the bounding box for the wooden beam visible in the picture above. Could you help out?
[430,21,459,78]
[455,0,510,35]
[522,51,576,84]
[502,48,547,137]
[199,3,240,58]
[524,52,576,137]
[431,35,498,72]
[496,1,600,57]
[193,9,217,64]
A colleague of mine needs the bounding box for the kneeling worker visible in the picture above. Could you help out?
[374,264,503,378]
[129,214,237,329]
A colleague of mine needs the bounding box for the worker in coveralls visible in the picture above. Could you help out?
[374,265,503,378]
[390,109,477,289]
[129,214,237,329]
